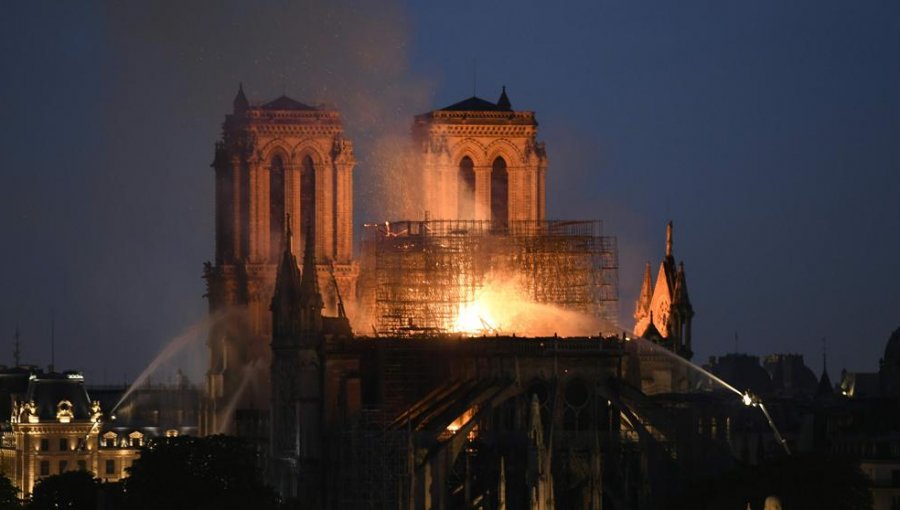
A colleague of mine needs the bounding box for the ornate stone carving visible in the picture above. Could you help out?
[56,400,74,423]
[90,400,102,423]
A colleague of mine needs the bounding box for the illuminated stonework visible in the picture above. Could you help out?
[413,88,547,224]
[202,85,359,435]
[633,221,694,357]
[0,371,141,496]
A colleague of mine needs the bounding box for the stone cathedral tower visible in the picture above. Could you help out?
[412,87,547,224]
[202,85,358,435]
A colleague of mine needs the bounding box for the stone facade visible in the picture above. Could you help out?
[412,88,547,225]
[633,221,694,359]
[203,85,358,435]
[0,370,140,496]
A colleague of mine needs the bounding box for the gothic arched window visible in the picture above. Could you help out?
[269,155,286,261]
[300,155,316,253]
[457,156,475,220]
[491,156,508,228]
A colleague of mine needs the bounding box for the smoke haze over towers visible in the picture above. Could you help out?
[1,0,898,381]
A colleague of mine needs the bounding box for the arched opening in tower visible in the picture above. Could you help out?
[457,156,475,220]
[300,155,316,254]
[491,156,508,228]
[269,155,286,261]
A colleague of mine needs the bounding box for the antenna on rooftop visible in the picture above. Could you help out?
[13,322,20,367]
[734,331,739,354]
[49,310,55,373]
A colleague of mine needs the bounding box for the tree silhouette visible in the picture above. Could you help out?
[29,471,97,510]
[668,452,873,510]
[124,435,278,510]
[0,473,20,509]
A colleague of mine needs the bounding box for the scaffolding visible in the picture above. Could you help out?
[361,220,618,336]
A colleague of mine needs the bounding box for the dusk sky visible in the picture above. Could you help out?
[1,1,897,384]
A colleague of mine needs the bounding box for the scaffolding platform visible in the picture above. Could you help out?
[359,220,618,336]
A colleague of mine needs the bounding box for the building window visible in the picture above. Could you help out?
[59,438,68,451]
[129,432,144,447]
[59,460,68,473]
[458,156,476,219]
[39,460,49,476]
[77,460,87,471]
[269,154,286,262]
[490,156,508,228]
[105,459,115,475]
[300,155,316,253]
[103,433,117,448]
[39,439,49,451]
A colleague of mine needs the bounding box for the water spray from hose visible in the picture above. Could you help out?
[629,335,791,455]
[740,389,791,455]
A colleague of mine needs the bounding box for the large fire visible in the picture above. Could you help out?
[448,275,611,337]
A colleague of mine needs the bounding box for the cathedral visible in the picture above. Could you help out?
[202,85,693,509]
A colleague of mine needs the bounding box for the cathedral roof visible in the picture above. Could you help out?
[497,86,511,110]
[260,95,316,111]
[439,94,512,112]
[816,368,835,399]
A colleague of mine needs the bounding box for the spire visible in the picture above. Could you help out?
[233,82,249,113]
[497,85,512,110]
[329,264,347,320]
[665,221,674,259]
[635,262,653,320]
[271,214,302,318]
[284,212,294,254]
[817,337,834,398]
[816,364,834,399]
[673,261,691,307]
[299,222,324,310]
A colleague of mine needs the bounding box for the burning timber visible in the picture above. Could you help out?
[359,219,619,337]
